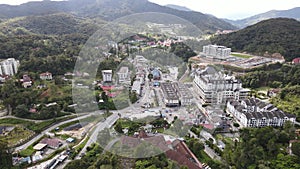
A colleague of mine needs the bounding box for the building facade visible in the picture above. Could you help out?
[102,70,113,82]
[117,67,129,83]
[0,58,19,76]
[193,66,249,104]
[203,45,231,60]
[173,82,193,106]
[161,82,180,107]
[227,98,296,128]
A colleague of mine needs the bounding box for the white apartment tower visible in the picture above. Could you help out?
[102,70,113,82]
[203,45,231,60]
[0,58,20,76]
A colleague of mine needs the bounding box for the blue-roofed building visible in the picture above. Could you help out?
[152,69,161,80]
[66,137,75,143]
[153,81,160,87]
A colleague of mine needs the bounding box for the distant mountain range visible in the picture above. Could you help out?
[211,18,300,61]
[0,0,236,33]
[165,4,192,12]
[225,7,300,28]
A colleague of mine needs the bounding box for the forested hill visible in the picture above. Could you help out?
[211,18,300,61]
[0,13,106,36]
[0,0,236,33]
[0,13,107,75]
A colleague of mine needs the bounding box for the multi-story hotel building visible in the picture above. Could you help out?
[193,66,249,104]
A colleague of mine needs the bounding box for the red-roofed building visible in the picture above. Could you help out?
[101,85,114,91]
[40,72,53,80]
[292,58,300,65]
[168,140,203,169]
[200,124,214,130]
[29,108,37,113]
[120,130,203,169]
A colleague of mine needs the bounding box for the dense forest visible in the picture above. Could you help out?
[239,63,300,89]
[0,13,105,75]
[223,124,300,169]
[211,18,300,61]
[271,85,300,121]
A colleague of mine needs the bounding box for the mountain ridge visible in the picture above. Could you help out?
[226,7,300,28]
[0,0,237,33]
[211,18,300,61]
[165,4,192,11]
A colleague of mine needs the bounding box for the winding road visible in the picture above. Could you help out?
[14,111,103,152]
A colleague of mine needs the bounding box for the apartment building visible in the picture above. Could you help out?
[193,66,249,104]
[203,45,231,60]
[227,98,296,127]
[0,58,19,76]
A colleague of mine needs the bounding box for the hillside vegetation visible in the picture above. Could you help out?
[0,13,106,75]
[0,0,236,33]
[211,18,300,61]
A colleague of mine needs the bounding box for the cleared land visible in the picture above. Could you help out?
[231,53,253,59]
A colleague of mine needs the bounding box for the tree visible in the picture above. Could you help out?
[147,73,153,81]
[291,142,300,157]
[129,91,138,103]
[97,128,111,146]
[64,159,89,169]
[0,141,12,169]
[114,121,123,134]
[272,153,300,169]
[233,123,240,128]
[14,104,29,117]
[101,92,109,103]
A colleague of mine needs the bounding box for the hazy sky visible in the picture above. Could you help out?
[149,0,300,19]
[1,0,300,20]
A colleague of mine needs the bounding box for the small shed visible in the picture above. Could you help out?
[33,143,47,151]
[66,137,75,143]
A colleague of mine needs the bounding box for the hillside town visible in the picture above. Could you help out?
[0,1,300,169]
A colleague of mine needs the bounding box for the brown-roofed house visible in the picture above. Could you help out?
[120,130,202,169]
[40,138,62,149]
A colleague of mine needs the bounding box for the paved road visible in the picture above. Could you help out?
[104,138,120,151]
[77,113,119,158]
[14,111,102,152]
[0,113,78,123]
[0,115,47,123]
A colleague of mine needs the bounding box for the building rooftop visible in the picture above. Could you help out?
[40,138,62,149]
[231,98,296,120]
[118,67,129,74]
[40,72,52,76]
[33,143,47,151]
[161,83,179,100]
[173,82,193,99]
[102,70,112,73]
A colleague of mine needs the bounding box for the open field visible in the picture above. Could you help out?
[231,53,253,59]
[0,126,35,147]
